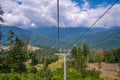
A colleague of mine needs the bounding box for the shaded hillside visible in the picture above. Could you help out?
[62,29,120,49]
[28,27,107,39]
[0,26,120,49]
[0,26,68,48]
[1,26,30,44]
[0,26,52,46]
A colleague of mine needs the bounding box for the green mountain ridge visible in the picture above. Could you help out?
[0,26,68,48]
[62,30,120,49]
[0,26,120,49]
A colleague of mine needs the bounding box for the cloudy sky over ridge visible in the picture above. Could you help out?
[0,0,120,28]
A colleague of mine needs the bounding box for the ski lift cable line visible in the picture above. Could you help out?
[57,0,60,50]
[70,0,119,46]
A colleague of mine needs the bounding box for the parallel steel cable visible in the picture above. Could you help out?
[92,31,120,47]
[70,0,119,46]
[57,0,60,50]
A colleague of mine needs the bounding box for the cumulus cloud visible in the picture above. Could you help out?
[0,0,120,28]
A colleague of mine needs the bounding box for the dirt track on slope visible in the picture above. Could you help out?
[88,63,120,80]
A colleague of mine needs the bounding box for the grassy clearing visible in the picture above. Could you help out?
[34,64,43,70]
[25,59,32,68]
[48,56,64,71]
[25,56,63,71]
[25,59,43,71]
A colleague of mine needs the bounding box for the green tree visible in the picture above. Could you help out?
[0,30,2,42]
[71,45,77,58]
[104,51,115,63]
[104,48,120,63]
[76,46,85,72]
[89,49,96,70]
[70,43,89,72]
[7,30,27,73]
[81,42,89,67]
[7,30,14,44]
[95,49,104,70]
[29,52,38,66]
[70,45,77,68]
[0,6,4,22]
[39,68,52,80]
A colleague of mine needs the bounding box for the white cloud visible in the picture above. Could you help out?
[87,4,120,28]
[31,23,36,27]
[0,0,120,28]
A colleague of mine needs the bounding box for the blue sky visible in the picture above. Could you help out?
[0,0,120,28]
[73,0,116,7]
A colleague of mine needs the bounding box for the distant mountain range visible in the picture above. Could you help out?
[0,26,120,49]
[27,27,107,39]
[0,26,56,47]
